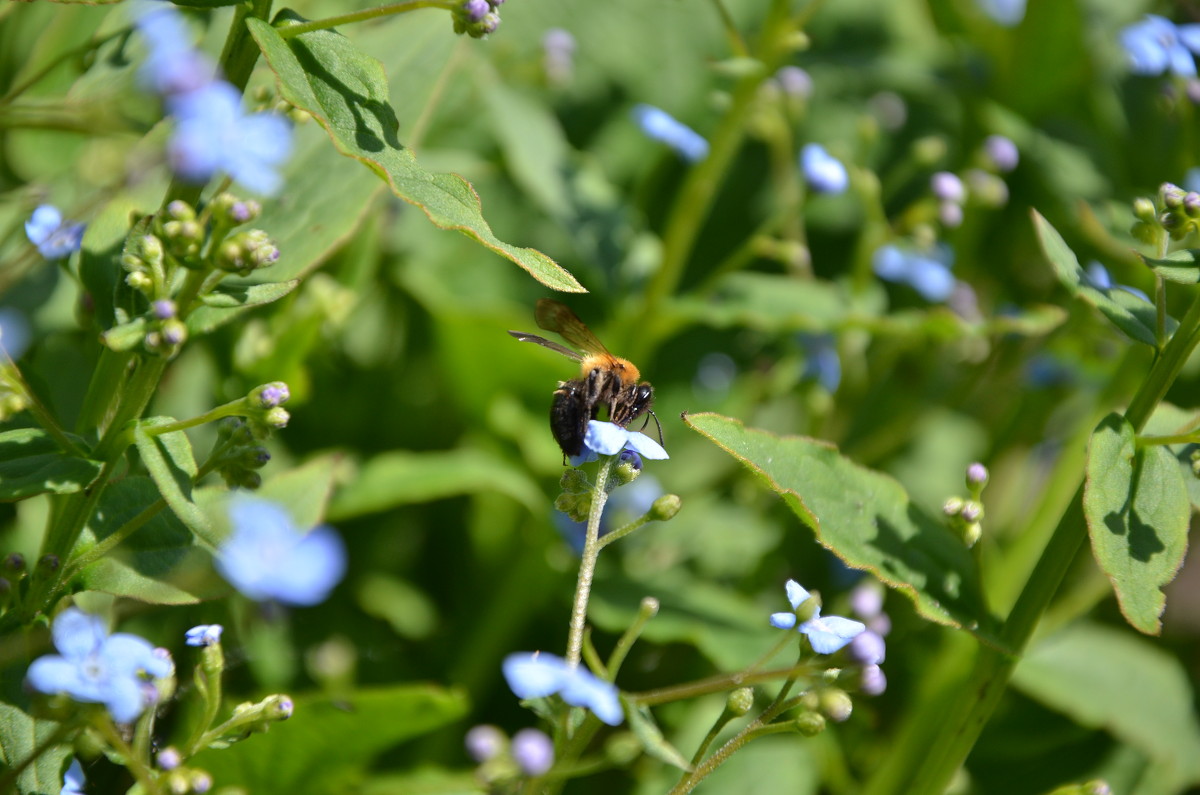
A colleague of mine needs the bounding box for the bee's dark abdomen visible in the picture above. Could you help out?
[550,380,588,456]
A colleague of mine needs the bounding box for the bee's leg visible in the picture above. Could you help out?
[584,367,606,418]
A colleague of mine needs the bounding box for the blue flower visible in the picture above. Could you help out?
[134,1,214,96]
[168,81,293,196]
[184,624,223,647]
[1120,16,1200,77]
[465,724,506,762]
[800,144,848,194]
[512,728,554,775]
[975,0,1025,27]
[25,205,85,260]
[632,104,709,162]
[217,497,346,606]
[62,759,86,795]
[26,608,172,723]
[0,307,31,360]
[573,420,668,466]
[769,580,865,654]
[503,651,623,726]
[871,243,956,302]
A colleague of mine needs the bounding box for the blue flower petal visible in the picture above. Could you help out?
[559,669,623,726]
[800,143,849,194]
[62,759,86,795]
[784,579,811,610]
[102,675,146,724]
[53,609,107,661]
[26,656,80,695]
[801,615,866,654]
[769,612,798,629]
[503,652,570,699]
[632,104,709,162]
[584,420,629,456]
[623,430,668,460]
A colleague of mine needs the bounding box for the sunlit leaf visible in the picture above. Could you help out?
[0,429,102,501]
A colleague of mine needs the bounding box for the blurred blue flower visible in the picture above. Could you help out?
[983,135,1019,172]
[872,243,956,302]
[975,0,1025,27]
[512,728,555,775]
[775,66,812,99]
[848,630,886,665]
[931,172,965,204]
[217,497,346,606]
[184,624,223,647]
[1084,262,1150,303]
[465,724,506,762]
[632,104,709,162]
[25,205,85,260]
[27,608,172,723]
[62,759,86,795]
[769,580,865,654]
[1121,16,1200,77]
[503,652,623,725]
[578,420,668,464]
[168,81,293,196]
[799,333,841,392]
[0,307,31,360]
[800,143,848,194]
[134,1,214,95]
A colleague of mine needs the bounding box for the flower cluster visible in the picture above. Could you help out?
[632,104,709,162]
[27,608,173,723]
[217,497,347,606]
[452,0,504,38]
[503,652,623,726]
[872,242,956,302]
[931,171,966,228]
[466,724,555,778]
[135,2,292,194]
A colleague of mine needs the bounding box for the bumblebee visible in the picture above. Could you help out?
[509,299,659,457]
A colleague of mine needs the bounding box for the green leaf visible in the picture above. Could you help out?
[683,412,998,645]
[0,428,102,501]
[247,16,583,294]
[133,418,211,538]
[624,698,693,772]
[77,476,219,605]
[1013,622,1200,791]
[670,273,877,333]
[327,448,543,520]
[100,316,147,352]
[0,705,71,795]
[1032,210,1168,347]
[1141,250,1200,284]
[189,685,468,794]
[1083,413,1190,635]
[196,279,300,309]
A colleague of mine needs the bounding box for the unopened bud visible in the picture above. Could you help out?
[819,689,853,722]
[962,521,982,548]
[166,200,196,222]
[1161,182,1186,209]
[250,382,290,408]
[649,494,682,521]
[966,462,988,489]
[1132,197,1157,222]
[794,711,826,736]
[262,407,290,429]
[266,694,294,720]
[160,319,187,347]
[36,554,59,575]
[126,272,154,293]
[727,687,754,716]
[960,500,984,523]
[943,496,964,516]
[157,747,182,770]
[3,552,25,575]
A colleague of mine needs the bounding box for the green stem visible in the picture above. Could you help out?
[276,0,459,39]
[628,0,795,360]
[899,292,1200,794]
[141,398,250,437]
[596,512,651,550]
[62,499,165,580]
[565,457,616,666]
[606,597,659,677]
[95,718,161,795]
[630,660,817,707]
[75,348,133,437]
[1136,431,1200,446]
[687,706,740,771]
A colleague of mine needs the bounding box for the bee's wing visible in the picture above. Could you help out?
[534,299,611,356]
[507,330,583,362]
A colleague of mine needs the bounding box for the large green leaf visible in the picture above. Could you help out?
[247,15,583,293]
[77,476,218,605]
[187,279,301,335]
[683,413,998,645]
[189,685,468,794]
[0,705,71,795]
[1140,249,1200,285]
[1083,413,1189,635]
[133,418,211,538]
[327,448,543,520]
[1013,623,1200,792]
[1032,210,1167,347]
[0,428,102,501]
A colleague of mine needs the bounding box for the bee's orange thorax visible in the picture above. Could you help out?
[580,354,640,384]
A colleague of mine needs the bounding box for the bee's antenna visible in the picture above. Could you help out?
[641,409,664,446]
